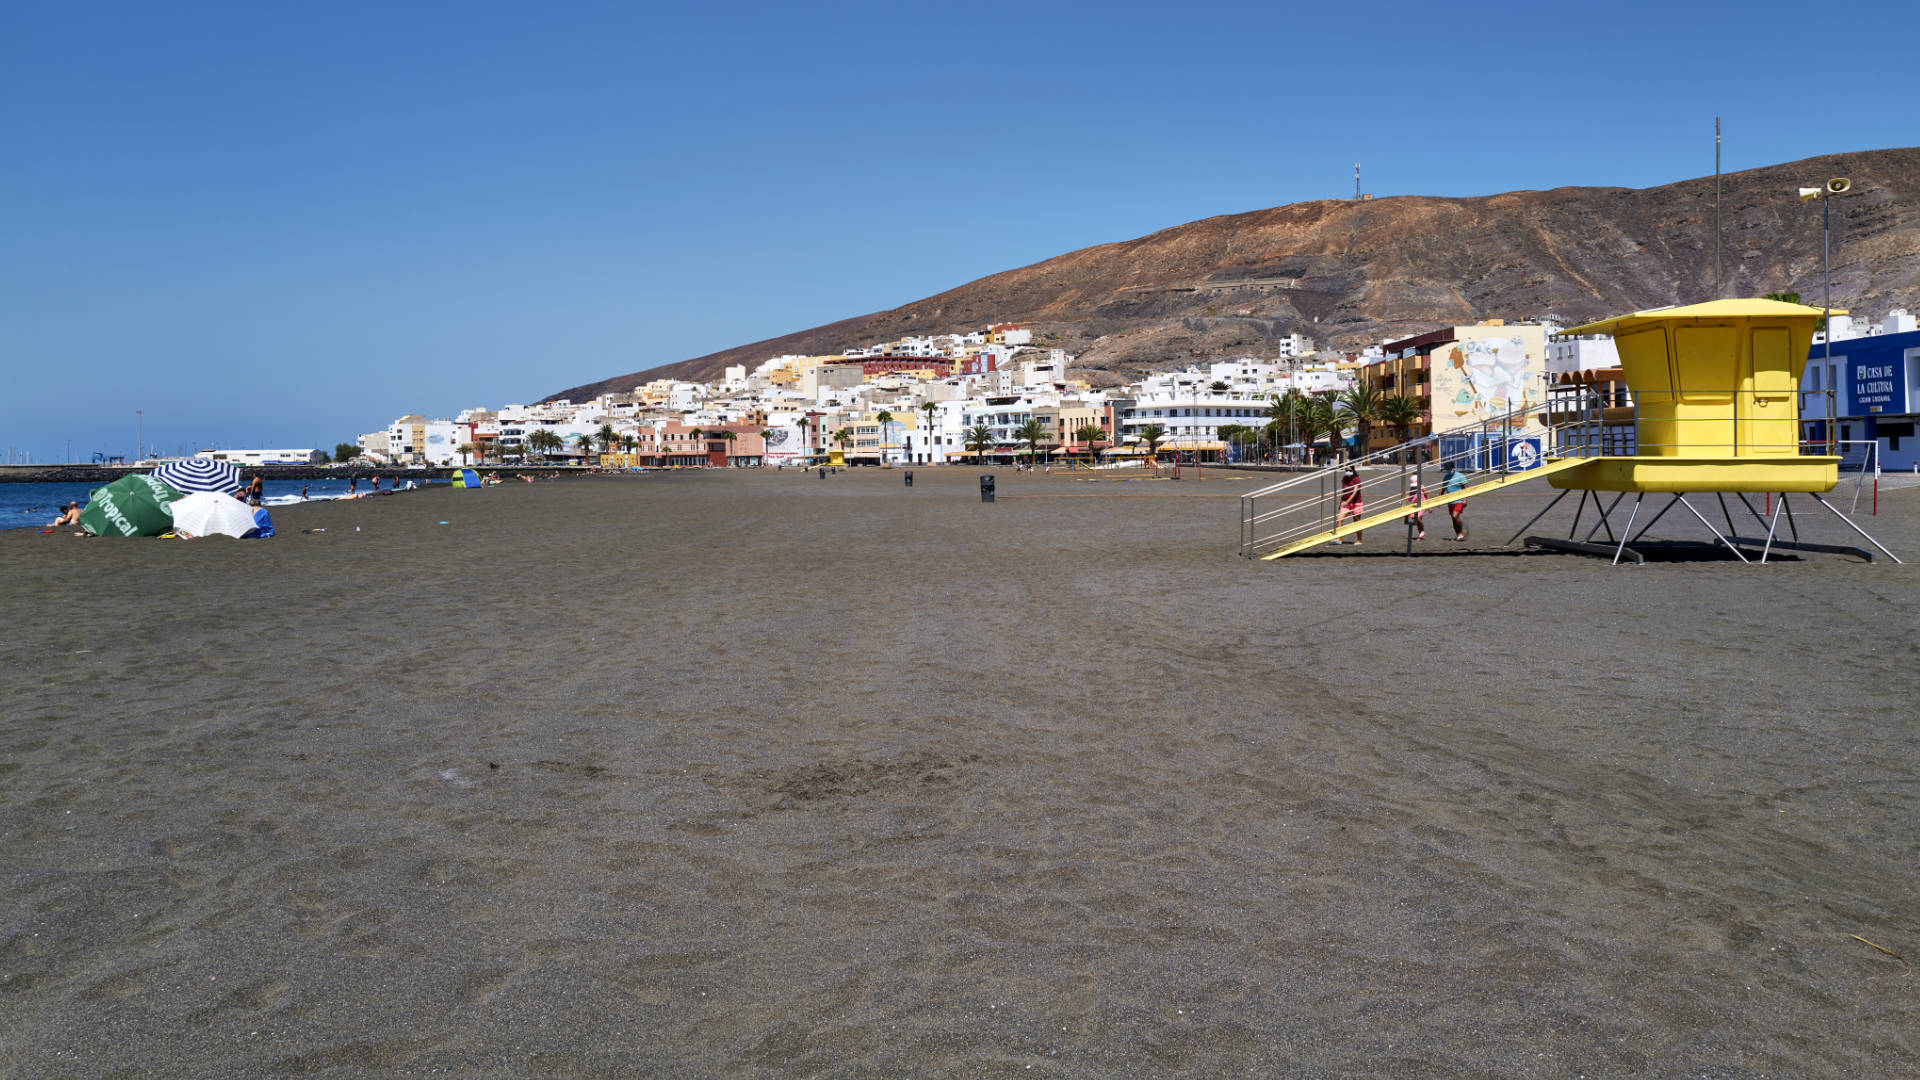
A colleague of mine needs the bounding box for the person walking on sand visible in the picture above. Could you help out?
[1332,465,1365,545]
[1404,475,1428,541]
[1443,465,1468,541]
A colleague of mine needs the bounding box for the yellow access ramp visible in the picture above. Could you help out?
[1260,457,1591,560]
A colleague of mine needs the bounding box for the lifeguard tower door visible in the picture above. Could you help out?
[1741,327,1798,456]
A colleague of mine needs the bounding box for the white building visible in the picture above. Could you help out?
[1547,335,1621,376]
[1274,332,1315,357]
[421,420,472,465]
[1119,390,1275,449]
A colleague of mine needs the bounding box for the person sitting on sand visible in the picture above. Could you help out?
[50,502,82,527]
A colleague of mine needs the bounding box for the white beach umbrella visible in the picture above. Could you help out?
[169,491,260,538]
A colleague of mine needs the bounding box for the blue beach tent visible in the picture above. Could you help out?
[452,468,480,488]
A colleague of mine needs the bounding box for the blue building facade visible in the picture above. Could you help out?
[1799,324,1920,470]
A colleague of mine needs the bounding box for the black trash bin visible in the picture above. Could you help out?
[818,467,826,479]
[904,470,913,487]
[980,474,995,503]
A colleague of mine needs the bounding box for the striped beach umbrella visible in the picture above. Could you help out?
[152,457,243,494]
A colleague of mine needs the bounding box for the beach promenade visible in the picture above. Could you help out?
[3,467,1916,1076]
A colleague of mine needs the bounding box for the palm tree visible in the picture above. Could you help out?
[455,441,478,466]
[1305,397,1340,464]
[595,423,618,457]
[533,429,567,460]
[964,423,994,465]
[1137,423,1167,465]
[874,410,894,464]
[1267,388,1305,460]
[721,429,737,464]
[793,416,812,461]
[1337,383,1385,460]
[1378,394,1423,464]
[1015,418,1046,464]
[573,433,595,461]
[832,427,854,461]
[1075,423,1106,462]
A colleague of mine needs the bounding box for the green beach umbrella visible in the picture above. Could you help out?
[79,474,185,537]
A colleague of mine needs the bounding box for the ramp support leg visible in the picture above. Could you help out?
[1761,492,1784,564]
[1809,492,1903,564]
[1629,495,1683,543]
[1505,490,1569,547]
[1566,491,1591,540]
[1675,495,1750,563]
[1717,493,1740,539]
[1613,494,1644,565]
[1585,492,1626,543]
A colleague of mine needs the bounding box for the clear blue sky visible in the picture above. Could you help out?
[4,0,1915,462]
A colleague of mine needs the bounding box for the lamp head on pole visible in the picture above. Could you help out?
[1799,178,1852,202]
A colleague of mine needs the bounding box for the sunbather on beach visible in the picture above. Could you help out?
[50,502,82,527]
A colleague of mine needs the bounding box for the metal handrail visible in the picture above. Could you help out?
[1239,390,1845,558]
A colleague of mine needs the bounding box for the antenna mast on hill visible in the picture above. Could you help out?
[1354,163,1361,201]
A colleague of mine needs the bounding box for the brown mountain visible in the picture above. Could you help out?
[545,147,1920,401]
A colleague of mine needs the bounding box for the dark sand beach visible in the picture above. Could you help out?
[3,466,1916,1077]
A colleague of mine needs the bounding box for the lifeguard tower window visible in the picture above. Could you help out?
[1674,327,1737,399]
[1616,328,1672,402]
[1752,330,1793,392]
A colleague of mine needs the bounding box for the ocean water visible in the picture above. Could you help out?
[1,476,437,530]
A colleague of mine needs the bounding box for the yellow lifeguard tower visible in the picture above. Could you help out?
[1239,298,1900,564]
[1551,298,1834,490]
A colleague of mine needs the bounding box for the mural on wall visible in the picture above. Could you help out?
[1445,335,1538,422]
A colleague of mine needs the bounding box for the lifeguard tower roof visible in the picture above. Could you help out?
[1561,298,1846,337]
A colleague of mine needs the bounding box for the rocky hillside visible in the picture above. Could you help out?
[545,147,1920,400]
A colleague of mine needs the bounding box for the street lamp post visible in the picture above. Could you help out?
[135,409,143,464]
[1800,178,1852,456]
